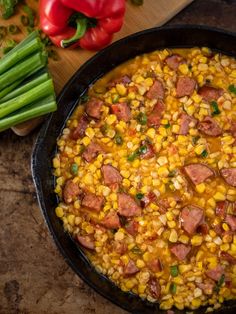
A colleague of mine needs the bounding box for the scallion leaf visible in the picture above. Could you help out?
[170,265,179,277]
[71,163,78,175]
[136,193,144,200]
[170,282,177,294]
[127,151,138,161]
[211,101,221,116]
[201,149,208,158]
[228,84,236,95]
[137,112,147,125]
[114,133,123,145]
[214,274,225,292]
[164,122,171,129]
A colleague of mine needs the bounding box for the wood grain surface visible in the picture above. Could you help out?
[1,1,236,314]
[0,0,193,135]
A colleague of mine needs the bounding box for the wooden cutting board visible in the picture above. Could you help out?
[0,0,193,135]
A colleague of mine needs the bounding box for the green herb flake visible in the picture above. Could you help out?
[71,163,78,175]
[136,193,144,200]
[0,0,18,19]
[170,282,177,294]
[164,122,171,129]
[214,274,225,292]
[201,149,208,158]
[228,84,236,95]
[112,94,119,103]
[114,133,123,145]
[101,123,109,136]
[131,245,142,255]
[170,265,179,277]
[127,151,138,162]
[211,101,221,116]
[137,112,147,125]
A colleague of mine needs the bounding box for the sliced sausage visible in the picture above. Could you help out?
[63,180,81,204]
[220,251,236,265]
[220,168,236,187]
[206,265,224,281]
[147,100,165,128]
[198,116,222,136]
[146,80,165,100]
[198,85,223,101]
[82,142,103,163]
[165,54,185,71]
[81,192,104,212]
[101,212,120,229]
[71,115,89,140]
[183,163,214,185]
[147,259,162,273]
[148,277,161,299]
[124,260,139,276]
[170,243,191,261]
[101,165,122,185]
[125,220,139,236]
[77,235,95,250]
[225,214,236,231]
[197,222,209,235]
[118,193,141,217]
[179,113,196,135]
[215,201,228,219]
[113,241,127,255]
[176,76,196,97]
[109,75,131,87]
[111,102,131,122]
[85,98,103,119]
[230,121,236,138]
[181,205,204,235]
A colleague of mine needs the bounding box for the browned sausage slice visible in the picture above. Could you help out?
[108,75,131,87]
[82,142,103,162]
[85,98,103,119]
[140,191,156,208]
[71,115,89,140]
[230,121,236,138]
[165,54,185,71]
[101,212,120,229]
[147,100,165,128]
[220,168,236,187]
[179,113,196,135]
[198,116,222,136]
[170,243,191,261]
[118,193,141,217]
[77,235,95,250]
[148,277,161,299]
[124,260,139,276]
[113,241,127,255]
[181,205,204,235]
[101,165,122,185]
[146,80,165,99]
[125,220,139,236]
[63,180,81,204]
[206,265,224,281]
[198,85,223,101]
[147,259,162,273]
[81,192,104,212]
[215,201,228,219]
[176,76,196,97]
[184,163,214,185]
[225,214,236,231]
[220,251,236,265]
[111,103,131,122]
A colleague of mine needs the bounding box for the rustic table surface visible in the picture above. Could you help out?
[1,1,236,313]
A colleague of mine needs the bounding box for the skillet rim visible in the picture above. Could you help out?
[31,24,236,314]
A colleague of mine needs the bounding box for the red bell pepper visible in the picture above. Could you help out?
[39,0,126,50]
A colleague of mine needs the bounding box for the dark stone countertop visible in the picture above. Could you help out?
[0,1,236,313]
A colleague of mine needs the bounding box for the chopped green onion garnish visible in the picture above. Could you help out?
[136,193,144,199]
[228,84,236,95]
[131,245,142,254]
[71,163,78,175]
[170,265,179,277]
[112,94,119,103]
[101,123,109,135]
[137,112,147,125]
[211,101,221,116]
[170,282,177,294]
[214,274,225,292]
[114,133,123,145]
[8,24,20,34]
[127,145,147,161]
[138,145,147,154]
[127,151,138,161]
[201,149,208,158]
[164,122,171,129]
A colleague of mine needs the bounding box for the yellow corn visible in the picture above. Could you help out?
[213,192,226,201]
[179,264,192,274]
[196,183,206,193]
[178,63,189,75]
[222,223,229,231]
[82,136,91,146]
[85,127,95,138]
[178,234,189,244]
[116,84,127,96]
[145,77,153,86]
[191,235,203,246]
[55,207,64,218]
[146,128,156,139]
[106,114,117,125]
[194,144,206,155]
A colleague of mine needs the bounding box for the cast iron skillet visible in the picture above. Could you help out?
[32,25,236,313]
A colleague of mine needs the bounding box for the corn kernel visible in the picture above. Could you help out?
[213,192,226,201]
[123,178,131,188]
[145,77,154,87]
[191,298,201,308]
[179,264,191,274]
[116,84,127,96]
[195,144,206,155]
[53,157,60,168]
[169,229,178,242]
[83,173,93,185]
[146,128,156,139]
[230,70,236,78]
[132,159,140,168]
[82,136,91,146]
[179,234,189,244]
[178,63,189,75]
[191,235,203,246]
[136,259,145,268]
[128,92,136,100]
[157,166,169,177]
[138,284,146,294]
[106,114,117,125]
[207,198,216,208]
[186,105,195,116]
[55,207,64,218]
[196,183,206,194]
[135,75,145,84]
[120,170,130,178]
[85,127,95,138]
[222,223,229,231]
[172,124,180,134]
[192,94,202,103]
[220,243,230,251]
[67,214,75,226]
[125,280,135,289]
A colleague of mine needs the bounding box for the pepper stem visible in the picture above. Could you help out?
[61,18,87,48]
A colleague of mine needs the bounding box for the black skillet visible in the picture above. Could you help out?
[32,25,236,313]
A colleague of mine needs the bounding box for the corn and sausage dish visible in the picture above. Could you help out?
[53,47,236,312]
